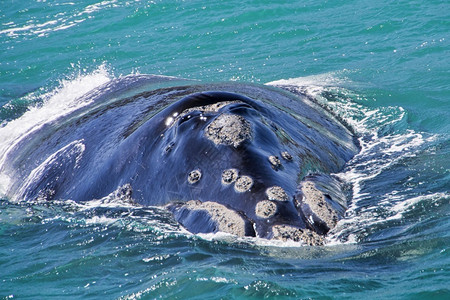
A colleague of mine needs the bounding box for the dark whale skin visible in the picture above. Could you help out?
[2,75,360,244]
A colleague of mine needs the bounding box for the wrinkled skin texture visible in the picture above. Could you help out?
[2,75,360,244]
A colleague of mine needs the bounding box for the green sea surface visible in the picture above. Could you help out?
[1,0,449,299]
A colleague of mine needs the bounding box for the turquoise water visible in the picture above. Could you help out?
[1,0,449,299]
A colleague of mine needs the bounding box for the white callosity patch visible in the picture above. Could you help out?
[164,100,242,128]
[300,181,339,229]
[181,200,249,237]
[281,151,293,161]
[221,168,239,185]
[268,155,282,169]
[265,186,289,202]
[255,200,277,218]
[180,100,241,116]
[187,169,202,184]
[234,175,254,193]
[272,224,324,246]
[205,114,252,148]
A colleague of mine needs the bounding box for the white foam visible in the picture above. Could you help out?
[267,70,354,88]
[269,76,406,137]
[0,64,112,194]
[83,215,118,226]
[268,73,441,245]
[386,192,449,221]
[338,131,435,204]
[81,0,118,15]
[196,276,238,284]
[0,1,118,38]
[331,132,439,244]
[196,231,313,248]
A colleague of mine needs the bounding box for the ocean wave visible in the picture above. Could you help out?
[268,73,444,245]
[0,64,111,194]
[0,0,118,38]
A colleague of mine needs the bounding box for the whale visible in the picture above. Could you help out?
[1,75,360,245]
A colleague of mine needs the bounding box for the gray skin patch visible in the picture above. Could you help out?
[182,200,248,237]
[234,175,254,193]
[188,169,202,184]
[301,181,339,229]
[281,151,293,161]
[222,168,239,185]
[205,114,252,148]
[265,186,289,201]
[255,200,277,218]
[268,155,282,169]
[272,225,324,246]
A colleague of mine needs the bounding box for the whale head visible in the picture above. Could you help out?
[0,76,359,246]
[141,91,351,245]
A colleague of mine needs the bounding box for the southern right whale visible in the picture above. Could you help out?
[1,75,360,245]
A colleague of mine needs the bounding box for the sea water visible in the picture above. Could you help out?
[0,0,449,299]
